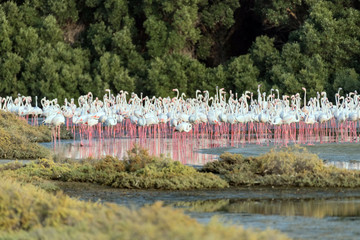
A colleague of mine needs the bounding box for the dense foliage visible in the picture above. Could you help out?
[0,178,291,240]
[0,0,360,102]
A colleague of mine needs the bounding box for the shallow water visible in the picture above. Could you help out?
[60,183,360,240]
[44,136,360,170]
[40,122,360,239]
[42,136,218,165]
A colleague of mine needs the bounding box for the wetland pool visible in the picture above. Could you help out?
[39,134,360,239]
[60,183,360,240]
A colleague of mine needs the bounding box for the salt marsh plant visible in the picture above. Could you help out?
[0,178,291,240]
[0,126,50,159]
[0,111,71,159]
[1,145,229,190]
[202,146,360,187]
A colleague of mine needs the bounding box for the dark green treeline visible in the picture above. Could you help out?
[0,0,359,102]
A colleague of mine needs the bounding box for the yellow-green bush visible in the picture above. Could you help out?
[256,147,325,175]
[0,127,50,159]
[124,145,156,172]
[0,112,50,142]
[0,111,71,159]
[202,146,360,187]
[94,155,126,172]
[0,162,61,193]
[0,178,291,240]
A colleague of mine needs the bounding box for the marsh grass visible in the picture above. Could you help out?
[1,145,229,190]
[202,146,360,187]
[0,127,50,159]
[0,161,61,192]
[0,178,290,240]
[0,112,50,141]
[0,111,71,159]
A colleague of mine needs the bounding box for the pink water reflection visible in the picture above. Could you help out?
[53,134,240,165]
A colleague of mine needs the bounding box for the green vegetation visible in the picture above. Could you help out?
[0,111,50,159]
[0,111,71,159]
[4,143,360,189]
[0,1,359,101]
[0,178,290,240]
[0,111,50,141]
[1,145,228,190]
[202,146,360,187]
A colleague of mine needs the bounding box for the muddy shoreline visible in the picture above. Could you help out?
[57,181,360,206]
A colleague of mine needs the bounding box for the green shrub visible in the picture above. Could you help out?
[0,178,291,240]
[124,145,156,172]
[202,146,360,188]
[0,127,50,159]
[95,155,126,173]
[0,111,72,159]
[2,146,229,190]
[256,146,325,175]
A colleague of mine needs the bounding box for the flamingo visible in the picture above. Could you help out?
[175,122,192,132]
[6,85,360,157]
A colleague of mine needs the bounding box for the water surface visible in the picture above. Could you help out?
[45,137,360,170]
[60,183,360,240]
